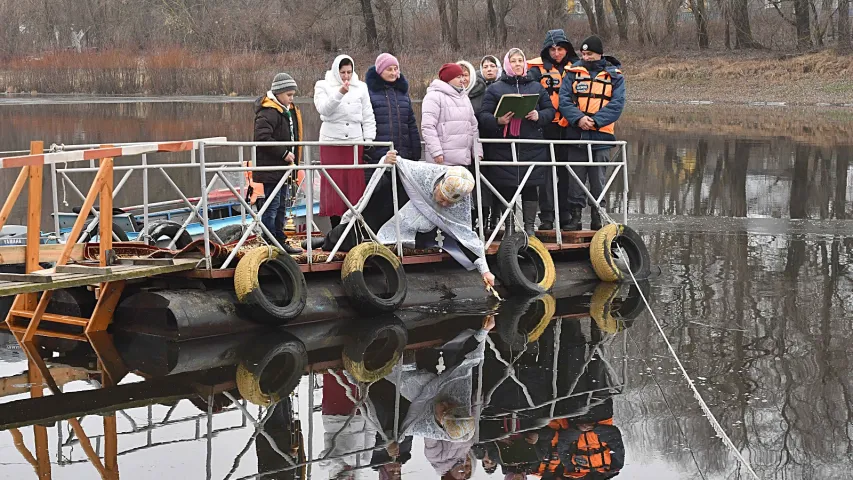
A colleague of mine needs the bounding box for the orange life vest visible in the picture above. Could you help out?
[564,429,614,477]
[567,65,619,135]
[528,58,570,128]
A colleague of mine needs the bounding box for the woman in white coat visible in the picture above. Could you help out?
[314,54,377,227]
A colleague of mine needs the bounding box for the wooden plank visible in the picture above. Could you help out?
[10,310,90,326]
[0,260,198,297]
[26,141,44,274]
[0,165,28,232]
[86,281,126,333]
[123,257,175,266]
[57,165,108,266]
[56,264,114,275]
[8,325,88,343]
[0,273,54,283]
[99,148,114,268]
[28,357,53,479]
[0,244,86,266]
[23,290,54,342]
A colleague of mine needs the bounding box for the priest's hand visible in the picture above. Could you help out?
[385,150,397,165]
[482,271,495,288]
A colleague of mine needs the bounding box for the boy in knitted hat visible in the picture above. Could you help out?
[252,72,304,254]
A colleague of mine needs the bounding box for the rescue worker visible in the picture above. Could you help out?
[528,29,579,231]
[558,35,625,231]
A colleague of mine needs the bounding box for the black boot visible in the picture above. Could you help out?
[277,237,303,254]
[522,201,538,237]
[590,207,602,231]
[538,219,554,230]
[301,236,325,251]
[562,207,582,231]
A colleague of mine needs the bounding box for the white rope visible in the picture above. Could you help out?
[617,241,761,480]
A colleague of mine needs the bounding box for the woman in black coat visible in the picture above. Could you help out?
[477,48,555,236]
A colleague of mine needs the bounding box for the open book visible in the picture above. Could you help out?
[494,94,540,119]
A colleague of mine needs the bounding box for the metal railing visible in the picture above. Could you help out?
[475,138,629,249]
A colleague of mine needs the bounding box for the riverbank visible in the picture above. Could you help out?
[2,49,852,106]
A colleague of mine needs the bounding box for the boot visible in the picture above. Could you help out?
[277,237,303,255]
[301,236,325,251]
[590,207,603,231]
[562,207,582,231]
[538,219,554,230]
[522,201,538,236]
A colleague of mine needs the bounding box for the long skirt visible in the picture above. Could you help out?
[319,145,366,217]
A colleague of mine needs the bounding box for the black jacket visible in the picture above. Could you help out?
[476,73,556,188]
[364,66,422,162]
[252,94,302,184]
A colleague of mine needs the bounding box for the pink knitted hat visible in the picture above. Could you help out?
[375,53,400,76]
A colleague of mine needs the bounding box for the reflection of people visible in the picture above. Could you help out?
[255,398,304,480]
[374,158,495,288]
[389,316,494,443]
[319,371,378,479]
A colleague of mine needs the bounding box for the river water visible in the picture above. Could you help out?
[1,97,852,479]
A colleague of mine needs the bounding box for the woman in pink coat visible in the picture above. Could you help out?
[421,63,484,167]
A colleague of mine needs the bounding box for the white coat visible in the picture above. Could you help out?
[313,54,377,142]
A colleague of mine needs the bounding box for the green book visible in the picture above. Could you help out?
[494,94,540,119]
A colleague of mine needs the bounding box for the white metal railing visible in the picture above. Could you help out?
[475,138,628,250]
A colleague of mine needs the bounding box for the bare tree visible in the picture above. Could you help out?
[730,0,762,48]
[492,0,513,45]
[577,0,599,36]
[437,0,461,50]
[593,0,610,39]
[689,0,710,49]
[359,0,379,48]
[609,0,629,42]
[375,0,398,52]
[840,0,851,50]
[793,0,812,49]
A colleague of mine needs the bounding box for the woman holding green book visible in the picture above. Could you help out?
[477,48,555,236]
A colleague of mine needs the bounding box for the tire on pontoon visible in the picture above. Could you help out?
[78,220,129,243]
[495,233,556,296]
[341,243,407,314]
[589,224,651,282]
[234,246,307,325]
[139,220,193,250]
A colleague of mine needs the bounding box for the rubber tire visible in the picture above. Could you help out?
[590,224,651,283]
[341,243,407,314]
[236,335,307,406]
[342,315,408,383]
[78,220,128,243]
[214,224,247,245]
[139,220,193,250]
[496,294,557,350]
[234,247,308,325]
[495,233,556,296]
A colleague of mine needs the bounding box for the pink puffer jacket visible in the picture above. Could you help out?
[421,79,483,166]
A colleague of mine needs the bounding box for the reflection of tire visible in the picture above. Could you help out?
[496,294,557,350]
[78,220,128,243]
[341,243,407,313]
[495,233,556,295]
[237,335,307,406]
[342,315,408,383]
[139,220,193,249]
[589,281,650,333]
[590,224,651,282]
[234,247,307,325]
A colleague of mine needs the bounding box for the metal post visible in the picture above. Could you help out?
[622,143,629,225]
[391,164,402,258]
[199,142,211,269]
[306,168,314,266]
[474,153,485,242]
[238,147,246,227]
[50,162,61,237]
[550,143,562,246]
[142,154,149,235]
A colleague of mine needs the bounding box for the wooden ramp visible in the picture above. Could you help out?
[0,259,199,297]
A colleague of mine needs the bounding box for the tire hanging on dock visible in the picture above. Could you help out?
[78,220,129,243]
[236,334,307,406]
[495,233,556,295]
[589,224,651,282]
[341,243,407,314]
[495,294,557,350]
[342,315,408,383]
[139,220,193,250]
[234,246,308,325]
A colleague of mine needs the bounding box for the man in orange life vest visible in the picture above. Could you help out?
[558,35,625,231]
[528,29,579,231]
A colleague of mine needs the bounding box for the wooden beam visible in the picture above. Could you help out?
[28,358,53,480]
[87,331,128,386]
[57,164,109,266]
[0,165,28,232]
[26,141,44,274]
[86,281,125,333]
[68,418,109,479]
[0,244,86,266]
[55,264,114,275]
[22,290,54,342]
[99,146,114,268]
[10,310,90,326]
[0,272,54,283]
[1,367,89,398]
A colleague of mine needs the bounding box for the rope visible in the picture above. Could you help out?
[615,239,761,479]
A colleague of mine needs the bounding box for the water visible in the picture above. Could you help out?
[1,98,852,479]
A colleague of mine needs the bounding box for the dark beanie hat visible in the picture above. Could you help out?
[580,35,604,55]
[271,73,297,94]
[439,63,465,83]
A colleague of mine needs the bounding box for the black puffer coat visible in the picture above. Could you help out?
[476,73,555,188]
[252,94,302,184]
[364,66,422,162]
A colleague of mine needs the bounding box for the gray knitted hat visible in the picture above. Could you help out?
[271,73,297,94]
